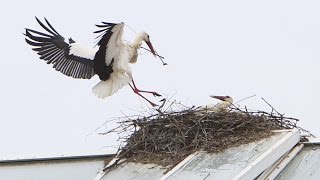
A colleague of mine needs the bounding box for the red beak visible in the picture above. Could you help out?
[146,41,156,57]
[210,95,226,101]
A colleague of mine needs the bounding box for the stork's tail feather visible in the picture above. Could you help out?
[92,73,131,98]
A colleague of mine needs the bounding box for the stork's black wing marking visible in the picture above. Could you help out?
[25,17,95,79]
[93,22,118,81]
[94,22,118,46]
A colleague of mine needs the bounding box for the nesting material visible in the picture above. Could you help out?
[105,103,301,167]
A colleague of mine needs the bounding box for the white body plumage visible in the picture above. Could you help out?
[198,96,234,113]
[92,44,131,98]
[92,31,151,98]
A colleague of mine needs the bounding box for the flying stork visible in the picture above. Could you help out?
[24,17,161,106]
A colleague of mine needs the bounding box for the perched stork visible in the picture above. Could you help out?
[209,95,233,111]
[197,95,233,113]
[25,17,161,106]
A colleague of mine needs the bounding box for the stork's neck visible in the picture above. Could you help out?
[131,33,144,49]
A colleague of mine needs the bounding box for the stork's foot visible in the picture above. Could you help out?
[152,92,162,97]
[149,102,159,107]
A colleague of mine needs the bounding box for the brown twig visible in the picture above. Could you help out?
[261,97,283,116]
[234,94,257,104]
[140,46,168,65]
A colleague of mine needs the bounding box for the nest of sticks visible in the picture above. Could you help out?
[103,99,304,168]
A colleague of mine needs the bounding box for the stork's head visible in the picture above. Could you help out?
[138,32,156,57]
[210,95,234,103]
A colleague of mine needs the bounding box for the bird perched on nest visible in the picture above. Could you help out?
[210,95,234,111]
[24,17,161,106]
[198,95,234,112]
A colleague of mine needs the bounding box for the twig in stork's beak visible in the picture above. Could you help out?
[140,46,168,66]
[157,53,168,66]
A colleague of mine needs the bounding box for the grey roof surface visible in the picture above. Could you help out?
[165,131,287,180]
[98,130,298,180]
[0,155,111,180]
[101,162,167,180]
[276,144,320,180]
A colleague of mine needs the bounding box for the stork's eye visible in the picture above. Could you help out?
[147,35,150,39]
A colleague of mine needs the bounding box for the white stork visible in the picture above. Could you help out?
[209,95,234,111]
[197,95,233,113]
[25,17,161,106]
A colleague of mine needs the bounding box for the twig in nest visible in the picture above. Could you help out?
[140,46,167,66]
[156,98,167,115]
[235,94,256,104]
[261,97,283,116]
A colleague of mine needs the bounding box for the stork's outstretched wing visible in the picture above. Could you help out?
[93,22,124,81]
[25,17,96,79]
[94,22,124,65]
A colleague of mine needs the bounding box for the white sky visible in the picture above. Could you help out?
[1,0,320,160]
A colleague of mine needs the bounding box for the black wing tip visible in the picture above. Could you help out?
[33,16,61,37]
[93,22,118,34]
[34,16,47,23]
[24,38,30,44]
[69,38,75,43]
[35,16,41,23]
[95,24,107,28]
[94,28,108,34]
[25,28,30,33]
[23,29,28,36]
[34,16,48,21]
[95,22,118,28]
[24,28,35,36]
[24,29,30,35]
[101,22,117,26]
[93,22,119,46]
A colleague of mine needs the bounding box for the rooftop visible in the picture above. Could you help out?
[1,104,318,180]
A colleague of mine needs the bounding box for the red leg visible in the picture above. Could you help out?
[129,84,158,107]
[131,79,161,97]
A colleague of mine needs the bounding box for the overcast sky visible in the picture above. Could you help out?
[1,0,320,160]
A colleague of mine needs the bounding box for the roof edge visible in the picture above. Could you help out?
[232,128,300,180]
[0,154,114,164]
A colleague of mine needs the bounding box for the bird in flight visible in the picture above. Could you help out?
[24,17,161,106]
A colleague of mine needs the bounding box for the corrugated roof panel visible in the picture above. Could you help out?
[100,162,166,180]
[165,131,289,180]
[276,144,320,180]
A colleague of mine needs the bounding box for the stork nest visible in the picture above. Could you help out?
[103,101,304,168]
